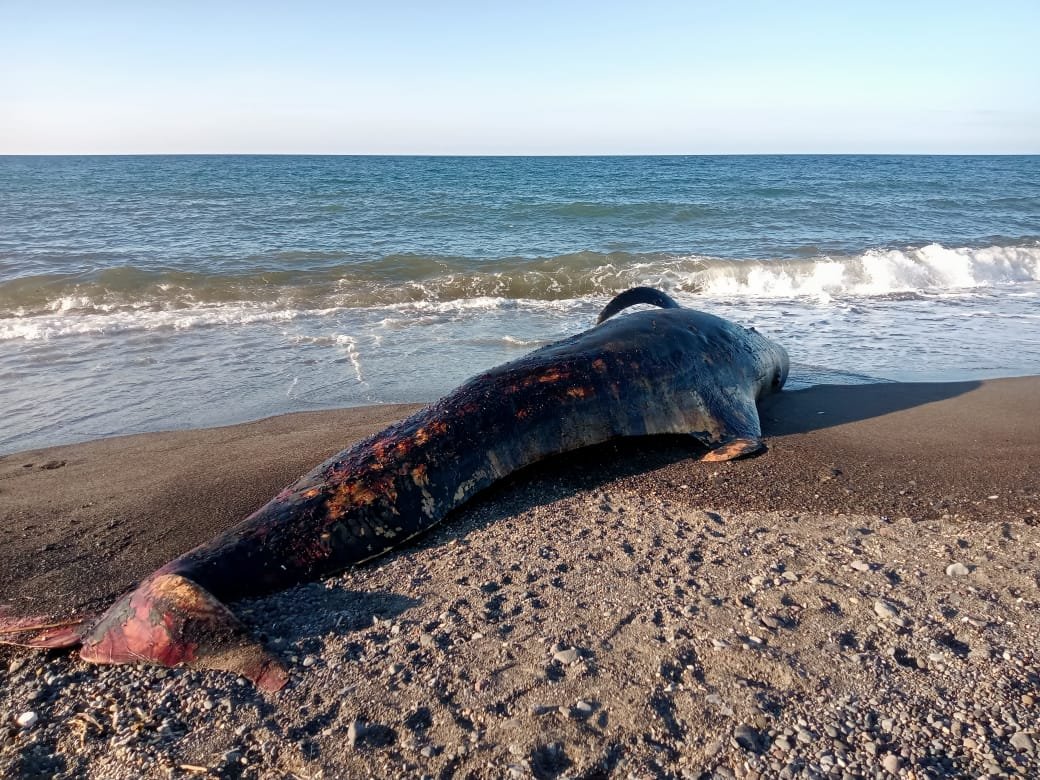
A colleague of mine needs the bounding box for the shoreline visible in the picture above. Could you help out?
[2,378,1038,777]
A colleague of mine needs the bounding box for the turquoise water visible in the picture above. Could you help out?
[1,155,1038,453]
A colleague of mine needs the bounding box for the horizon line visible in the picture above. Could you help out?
[2,151,1039,158]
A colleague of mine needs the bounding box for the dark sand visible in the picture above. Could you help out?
[1,378,1038,778]
[2,379,1036,618]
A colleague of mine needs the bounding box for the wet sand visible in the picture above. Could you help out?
[1,378,1038,778]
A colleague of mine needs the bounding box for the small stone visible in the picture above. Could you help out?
[553,647,579,665]
[712,638,732,650]
[874,600,899,620]
[945,562,971,577]
[1022,694,1035,706]
[16,711,38,729]
[420,745,437,758]
[1010,731,1035,755]
[706,694,734,717]
[968,646,992,661]
[882,753,902,774]
[571,701,594,718]
[796,728,814,744]
[347,719,365,749]
[760,615,781,631]
[733,723,764,753]
[302,655,317,667]
[850,561,871,572]
[419,633,436,648]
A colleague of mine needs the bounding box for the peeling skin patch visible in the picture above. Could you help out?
[538,368,567,383]
[453,470,488,503]
[420,487,436,518]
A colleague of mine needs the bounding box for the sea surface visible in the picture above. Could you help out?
[1,155,1038,454]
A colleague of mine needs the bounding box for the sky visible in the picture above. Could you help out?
[2,1,1038,154]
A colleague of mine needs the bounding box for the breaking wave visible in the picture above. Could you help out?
[1,243,1037,341]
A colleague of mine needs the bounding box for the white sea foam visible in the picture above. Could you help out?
[0,304,310,341]
[2,244,1037,342]
[335,334,365,382]
[691,244,1040,298]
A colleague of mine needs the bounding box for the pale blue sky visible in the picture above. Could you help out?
[3,1,1038,154]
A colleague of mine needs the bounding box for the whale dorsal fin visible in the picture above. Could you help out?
[597,287,681,324]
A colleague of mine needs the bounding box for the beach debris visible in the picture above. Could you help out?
[946,562,971,577]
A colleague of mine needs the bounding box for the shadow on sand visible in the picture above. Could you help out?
[759,380,981,436]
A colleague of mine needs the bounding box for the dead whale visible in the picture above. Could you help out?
[0,287,788,690]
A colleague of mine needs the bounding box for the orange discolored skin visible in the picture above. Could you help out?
[1,288,788,691]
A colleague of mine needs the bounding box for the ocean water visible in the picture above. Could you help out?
[1,155,1038,454]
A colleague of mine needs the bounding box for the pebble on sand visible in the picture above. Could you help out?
[732,723,765,753]
[874,599,900,620]
[1010,731,1036,755]
[552,647,580,665]
[945,562,971,577]
[15,711,39,729]
[347,719,365,749]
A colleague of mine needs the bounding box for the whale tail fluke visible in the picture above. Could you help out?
[0,606,88,648]
[597,287,682,324]
[78,573,288,691]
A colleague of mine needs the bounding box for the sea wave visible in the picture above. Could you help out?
[1,243,1037,341]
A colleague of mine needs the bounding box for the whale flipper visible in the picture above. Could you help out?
[701,437,765,462]
[689,390,766,462]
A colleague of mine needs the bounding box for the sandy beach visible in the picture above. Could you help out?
[1,378,1038,779]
